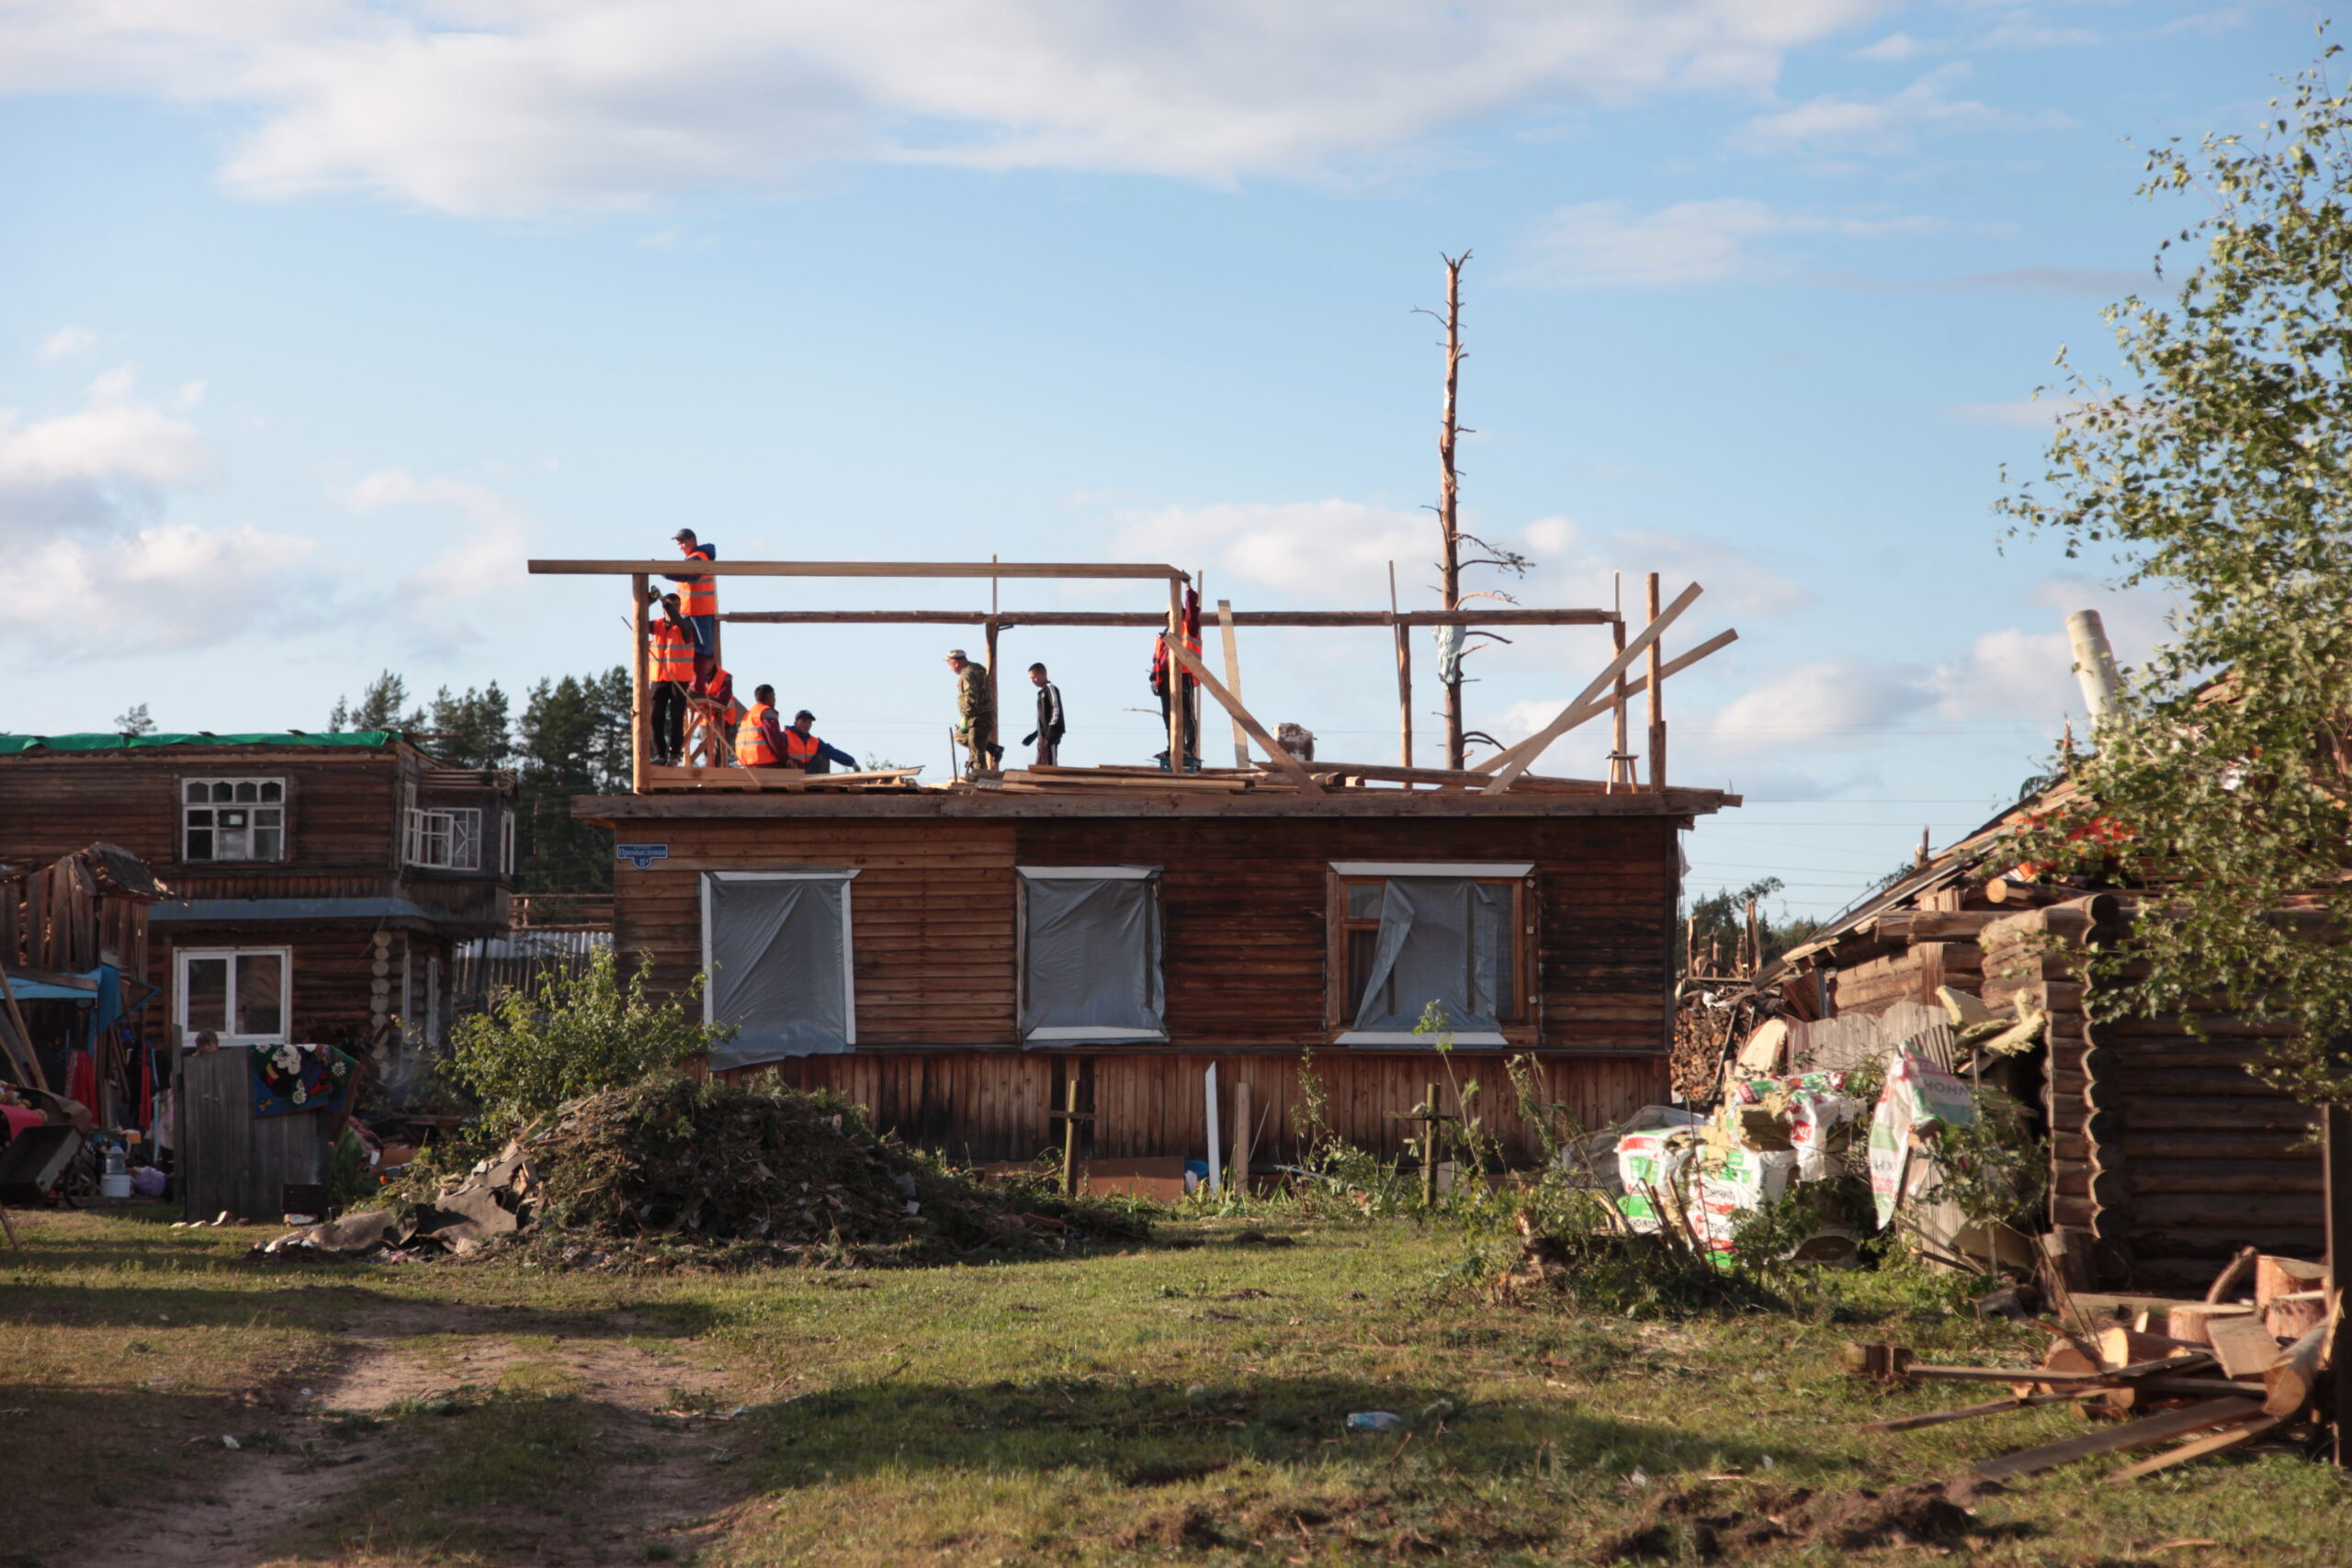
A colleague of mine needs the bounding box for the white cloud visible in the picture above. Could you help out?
[38,326,95,361]
[1746,62,2070,151]
[0,370,217,535]
[342,467,532,599]
[1518,197,1938,288]
[0,1,1886,216]
[1853,31,1938,62]
[1702,657,1928,748]
[0,374,320,660]
[1110,500,1804,623]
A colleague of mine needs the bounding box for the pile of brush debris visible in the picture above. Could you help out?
[255,1076,1148,1271]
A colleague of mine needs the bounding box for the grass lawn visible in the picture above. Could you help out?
[3,1201,2346,1565]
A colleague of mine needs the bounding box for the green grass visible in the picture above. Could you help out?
[4,1205,2348,1564]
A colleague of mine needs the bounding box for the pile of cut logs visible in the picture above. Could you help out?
[1847,1247,2337,1483]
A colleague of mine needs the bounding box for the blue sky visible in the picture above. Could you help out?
[0,2,2312,915]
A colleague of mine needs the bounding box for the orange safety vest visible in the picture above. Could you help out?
[782,728,821,767]
[734,702,779,765]
[650,620,695,682]
[677,545,717,618]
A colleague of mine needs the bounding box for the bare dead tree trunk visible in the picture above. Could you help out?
[1437,251,1469,769]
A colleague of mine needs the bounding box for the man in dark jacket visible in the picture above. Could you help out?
[1022,662,1066,766]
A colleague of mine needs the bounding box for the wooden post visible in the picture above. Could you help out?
[1231,1077,1253,1195]
[1609,573,1631,791]
[1389,561,1413,773]
[1424,1081,1442,1208]
[984,557,1001,764]
[0,963,50,1093]
[1645,571,1665,791]
[1062,1073,1081,1197]
[2327,1103,2352,1466]
[629,572,650,793]
[1216,599,1248,768]
[1166,575,1186,771]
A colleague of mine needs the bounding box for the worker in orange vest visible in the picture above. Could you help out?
[667,528,718,671]
[781,710,858,774]
[684,663,744,764]
[647,592,698,765]
[734,683,788,768]
[1148,587,1204,770]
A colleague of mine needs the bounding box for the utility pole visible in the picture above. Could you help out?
[1436,251,1470,769]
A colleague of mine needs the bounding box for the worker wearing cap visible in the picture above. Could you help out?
[666,528,718,666]
[646,592,697,765]
[734,683,788,768]
[944,649,1002,776]
[781,710,858,774]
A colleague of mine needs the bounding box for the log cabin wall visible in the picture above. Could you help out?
[0,738,512,1054]
[1980,903,2321,1291]
[604,808,1685,1164]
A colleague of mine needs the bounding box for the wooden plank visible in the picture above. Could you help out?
[722,607,1617,627]
[1863,1390,2098,1433]
[1967,1398,2263,1483]
[1485,589,1708,792]
[579,785,1734,820]
[2203,1314,2285,1380]
[1216,599,1249,769]
[531,559,1185,581]
[1160,639,1321,794]
[2105,1414,2280,1482]
[1472,627,1736,776]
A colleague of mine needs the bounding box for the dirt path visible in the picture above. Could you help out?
[62,1292,752,1568]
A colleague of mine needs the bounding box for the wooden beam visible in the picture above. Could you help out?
[1645,571,1666,792]
[720,607,1618,628]
[1159,639,1323,795]
[1292,761,1609,791]
[1471,627,1736,776]
[1216,600,1248,769]
[629,572,650,795]
[1485,581,1701,794]
[2105,1414,2280,1482]
[0,964,50,1094]
[642,764,922,791]
[576,784,1738,820]
[1476,606,1721,789]
[1965,1397,2262,1483]
[530,559,1186,581]
[1389,563,1412,772]
[1165,579,1186,771]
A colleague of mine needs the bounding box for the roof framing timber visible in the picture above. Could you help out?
[723,607,1618,628]
[527,559,1185,581]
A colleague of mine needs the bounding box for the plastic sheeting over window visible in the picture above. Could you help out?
[1348,877,1510,1043]
[701,873,855,1068]
[1019,868,1164,1042]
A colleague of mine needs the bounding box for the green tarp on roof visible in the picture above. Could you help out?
[0,731,401,755]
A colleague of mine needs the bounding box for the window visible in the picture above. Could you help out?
[1329,862,1535,1045]
[176,947,291,1046]
[181,778,285,863]
[1018,867,1165,1042]
[406,807,482,870]
[700,872,857,1068]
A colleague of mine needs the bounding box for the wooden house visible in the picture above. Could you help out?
[1697,780,2326,1291]
[1,841,171,1124]
[543,556,1741,1167]
[0,732,516,1066]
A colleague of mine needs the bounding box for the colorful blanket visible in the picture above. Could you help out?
[250,1043,360,1119]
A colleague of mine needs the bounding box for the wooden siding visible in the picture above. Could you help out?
[614,814,1678,1053]
[157,926,454,1051]
[175,1046,334,1222]
[728,1049,1668,1167]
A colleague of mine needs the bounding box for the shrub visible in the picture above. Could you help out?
[444,951,733,1135]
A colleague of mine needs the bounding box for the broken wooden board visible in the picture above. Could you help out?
[2203,1314,2286,1381]
[1965,1397,2265,1484]
[2104,1414,2281,1483]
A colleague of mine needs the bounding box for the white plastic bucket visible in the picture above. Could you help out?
[99,1173,134,1200]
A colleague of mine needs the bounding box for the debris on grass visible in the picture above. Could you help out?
[254,1075,1148,1271]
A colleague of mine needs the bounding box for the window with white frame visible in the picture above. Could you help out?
[1329,862,1534,1046]
[176,947,291,1046]
[1018,867,1165,1042]
[406,806,483,870]
[700,871,857,1068]
[181,778,286,863]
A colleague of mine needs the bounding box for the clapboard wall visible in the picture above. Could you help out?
[605,807,1682,1163]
